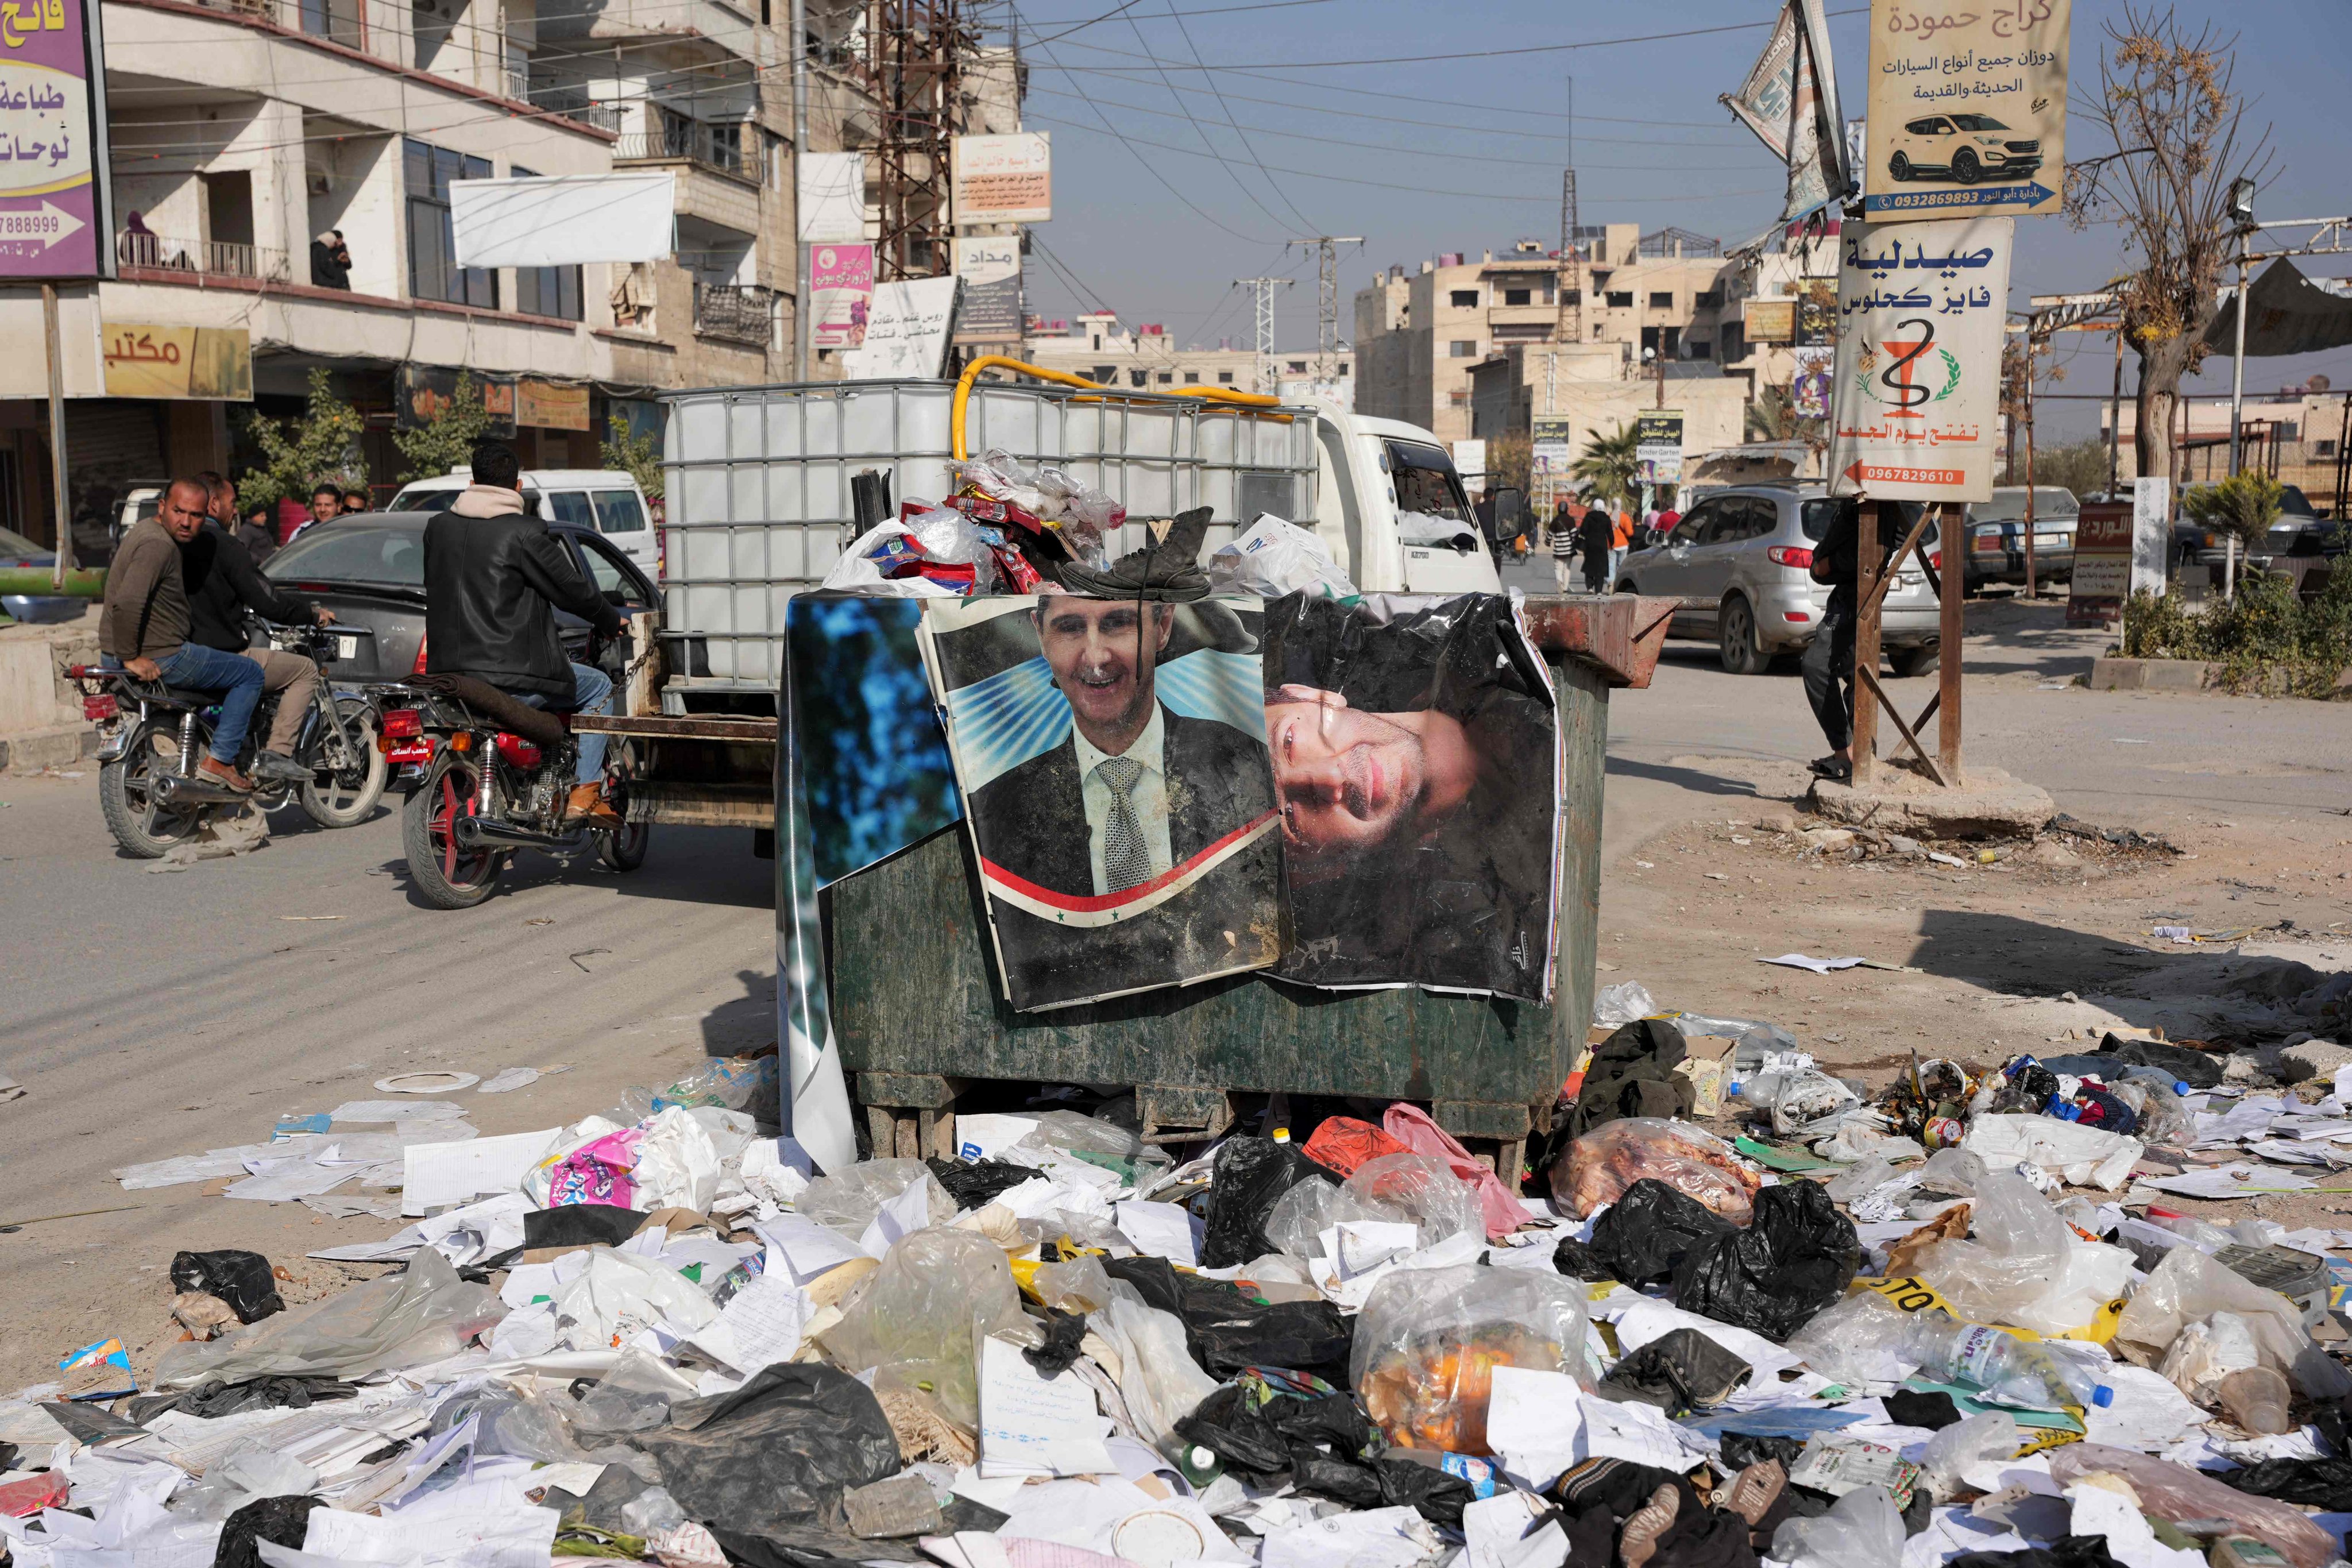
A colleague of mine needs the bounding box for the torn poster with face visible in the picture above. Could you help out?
[918,593,1283,1012]
[1261,592,1563,1001]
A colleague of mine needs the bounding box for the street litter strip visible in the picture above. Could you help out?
[20,988,2352,1568]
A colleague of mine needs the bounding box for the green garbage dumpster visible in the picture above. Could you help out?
[824,593,1669,1177]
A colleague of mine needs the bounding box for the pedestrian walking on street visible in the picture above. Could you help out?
[1578,500,1615,594]
[1803,500,1866,782]
[1550,498,1585,594]
[1609,503,1636,588]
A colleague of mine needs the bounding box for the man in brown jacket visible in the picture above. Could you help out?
[99,477,267,791]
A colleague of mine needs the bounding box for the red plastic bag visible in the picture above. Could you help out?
[0,1471,68,1517]
[1301,1117,1410,1179]
[1382,1104,1530,1241]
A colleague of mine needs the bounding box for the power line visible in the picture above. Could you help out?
[1019,0,1148,48]
[1113,5,1299,231]
[1018,0,1339,22]
[1029,77,1748,145]
[1021,112,1775,203]
[1156,0,1319,231]
[1021,86,1757,168]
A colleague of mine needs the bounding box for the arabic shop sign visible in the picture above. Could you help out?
[1866,0,2068,217]
[1635,410,1685,485]
[1827,216,2012,504]
[0,0,108,280]
[101,322,251,399]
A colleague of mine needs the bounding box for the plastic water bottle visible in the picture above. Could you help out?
[2219,1367,2292,1435]
[1907,1318,2113,1410]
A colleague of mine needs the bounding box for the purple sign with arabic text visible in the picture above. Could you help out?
[0,0,107,280]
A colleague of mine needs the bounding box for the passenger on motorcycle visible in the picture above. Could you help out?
[186,472,339,786]
[99,477,268,793]
[422,441,625,827]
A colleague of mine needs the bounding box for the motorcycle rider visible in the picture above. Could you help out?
[422,440,624,826]
[187,472,338,785]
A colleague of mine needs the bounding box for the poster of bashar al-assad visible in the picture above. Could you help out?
[918,593,1283,1012]
[1262,592,1562,1001]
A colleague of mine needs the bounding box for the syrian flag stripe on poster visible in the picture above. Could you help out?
[1827,216,2013,504]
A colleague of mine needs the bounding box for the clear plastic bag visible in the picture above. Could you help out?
[2118,1245,2352,1399]
[154,1247,504,1389]
[1590,981,1658,1029]
[1342,1154,1483,1249]
[630,1106,724,1215]
[1264,1175,1408,1261]
[797,1158,955,1239]
[817,1228,1022,1429]
[460,1388,662,1481]
[2046,1443,2341,1568]
[1768,1484,1905,1568]
[817,522,972,597]
[1913,1146,1987,1197]
[2159,1311,2262,1403]
[554,1246,719,1350]
[652,1056,775,1116]
[1549,1118,1761,1223]
[1350,1264,1594,1454]
[1011,1110,1169,1186]
[1917,1411,2018,1502]
[1206,515,1357,600]
[574,1349,701,1435]
[1910,1171,2136,1336]
[1784,1289,1917,1386]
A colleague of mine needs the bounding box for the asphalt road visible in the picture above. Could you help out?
[2,588,2346,1385]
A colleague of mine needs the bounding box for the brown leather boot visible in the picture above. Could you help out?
[564,782,622,827]
[198,755,255,792]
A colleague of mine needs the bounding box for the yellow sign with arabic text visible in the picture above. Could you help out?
[101,322,252,400]
[1866,0,2069,218]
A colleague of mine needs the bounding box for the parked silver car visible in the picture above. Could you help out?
[1963,485,2078,593]
[1616,483,1945,676]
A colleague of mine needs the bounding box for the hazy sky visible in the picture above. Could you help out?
[999,0,2352,441]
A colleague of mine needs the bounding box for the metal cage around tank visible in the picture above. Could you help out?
[658,377,1322,701]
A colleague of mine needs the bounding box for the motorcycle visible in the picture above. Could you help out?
[381,666,649,909]
[74,623,392,859]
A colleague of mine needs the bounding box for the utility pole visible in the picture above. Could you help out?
[1237,275,1291,394]
[789,0,810,380]
[1557,167,1580,350]
[868,0,965,281]
[1286,235,1362,384]
[2226,177,2257,478]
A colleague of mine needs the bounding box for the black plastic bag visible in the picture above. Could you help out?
[1946,1540,2129,1568]
[2219,1457,2352,1511]
[1673,1181,1860,1339]
[1719,1432,1806,1472]
[524,1205,647,1252]
[1103,1256,1353,1383]
[631,1364,901,1539]
[1024,1309,1088,1376]
[171,1250,283,1323]
[1373,1457,1477,1527]
[1566,1020,1692,1140]
[214,1494,319,1568]
[1199,1137,1326,1269]
[1588,1179,1737,1287]
[1173,1382,1293,1477]
[925,1158,1039,1211]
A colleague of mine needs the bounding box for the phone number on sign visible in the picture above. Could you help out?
[0,209,68,237]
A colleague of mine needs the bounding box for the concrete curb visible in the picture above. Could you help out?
[2088,656,2212,692]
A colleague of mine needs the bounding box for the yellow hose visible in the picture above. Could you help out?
[949,355,1281,461]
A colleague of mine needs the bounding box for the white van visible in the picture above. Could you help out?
[387,469,660,580]
[1301,398,1503,595]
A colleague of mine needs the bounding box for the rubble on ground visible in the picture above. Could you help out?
[13,992,2352,1568]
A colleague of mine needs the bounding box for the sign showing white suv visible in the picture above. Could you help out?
[1886,114,2044,187]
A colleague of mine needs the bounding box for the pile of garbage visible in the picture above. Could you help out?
[12,1005,2352,1568]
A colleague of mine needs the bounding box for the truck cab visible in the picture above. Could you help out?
[1303,399,1503,594]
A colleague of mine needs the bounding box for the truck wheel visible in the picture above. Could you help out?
[401,755,503,909]
[1890,643,1941,679]
[1718,596,1771,675]
[598,820,650,872]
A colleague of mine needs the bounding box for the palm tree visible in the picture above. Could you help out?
[1746,385,1799,442]
[1571,422,1639,507]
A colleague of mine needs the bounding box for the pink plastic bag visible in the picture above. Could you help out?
[1382,1104,1529,1240]
[546,1127,643,1208]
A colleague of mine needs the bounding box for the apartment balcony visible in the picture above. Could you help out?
[116,230,291,283]
[613,118,752,180]
[693,282,773,347]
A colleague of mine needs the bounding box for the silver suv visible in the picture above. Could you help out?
[1617,483,1945,675]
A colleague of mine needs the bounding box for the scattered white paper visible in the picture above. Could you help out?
[977,1336,1115,1480]
[954,1114,1041,1163]
[400,1128,562,1217]
[1575,1391,1712,1470]
[1486,1366,1587,1492]
[303,1481,557,1568]
[1114,1201,1202,1268]
[858,1177,940,1260]
[2145,1164,2316,1199]
[2064,1482,2207,1568]
[327,1100,471,1123]
[1760,953,1868,973]
[688,1275,810,1374]
[1258,1505,1434,1568]
[477,1067,540,1095]
[1463,1490,1570,1568]
[1329,1221,1419,1278]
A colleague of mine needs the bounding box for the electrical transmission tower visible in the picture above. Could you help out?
[1557,168,1582,348]
[1237,275,1292,393]
[1286,235,1362,383]
[867,0,970,281]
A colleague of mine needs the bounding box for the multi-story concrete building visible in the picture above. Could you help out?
[0,0,1025,546]
[1022,311,1343,396]
[2103,387,2352,511]
[1354,227,1740,447]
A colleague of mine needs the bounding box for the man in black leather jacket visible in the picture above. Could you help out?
[423,442,625,825]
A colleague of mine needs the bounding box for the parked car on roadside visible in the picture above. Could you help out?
[1962,485,2079,594]
[259,511,656,685]
[1614,481,1945,676]
[387,469,661,580]
[2172,483,2345,573]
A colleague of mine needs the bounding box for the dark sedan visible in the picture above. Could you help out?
[260,511,656,682]
[2173,484,2345,573]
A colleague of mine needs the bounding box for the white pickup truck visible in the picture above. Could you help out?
[580,366,1509,837]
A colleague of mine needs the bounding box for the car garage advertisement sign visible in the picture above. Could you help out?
[1828,216,2013,504]
[1865,0,2068,217]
